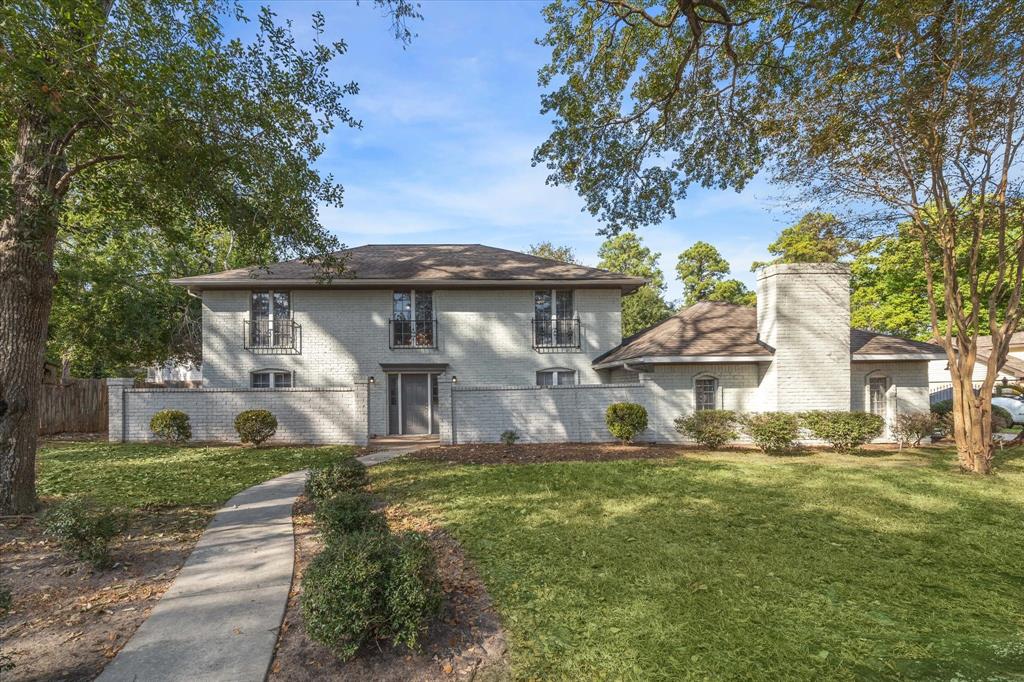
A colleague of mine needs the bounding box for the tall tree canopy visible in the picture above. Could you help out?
[752,212,860,270]
[0,0,419,513]
[597,232,674,336]
[528,241,581,264]
[536,0,1024,473]
[676,240,753,306]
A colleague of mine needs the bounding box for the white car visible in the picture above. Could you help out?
[992,395,1024,425]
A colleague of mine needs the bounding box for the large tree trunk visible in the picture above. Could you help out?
[950,379,994,474]
[0,115,63,514]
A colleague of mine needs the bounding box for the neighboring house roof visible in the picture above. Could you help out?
[593,301,946,368]
[976,331,1024,350]
[170,244,645,292]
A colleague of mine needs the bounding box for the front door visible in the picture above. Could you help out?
[401,374,431,435]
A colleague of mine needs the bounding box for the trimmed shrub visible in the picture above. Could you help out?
[301,530,441,659]
[674,410,738,449]
[316,490,387,538]
[306,458,370,500]
[930,399,953,417]
[993,405,1013,431]
[500,429,520,447]
[801,411,885,451]
[234,409,277,446]
[381,532,443,650]
[741,412,802,454]
[149,409,191,442]
[42,498,120,569]
[606,402,648,443]
[891,412,940,447]
[930,400,1013,434]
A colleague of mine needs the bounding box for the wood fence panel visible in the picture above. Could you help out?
[38,379,108,435]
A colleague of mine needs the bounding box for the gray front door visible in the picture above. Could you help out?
[400,374,430,435]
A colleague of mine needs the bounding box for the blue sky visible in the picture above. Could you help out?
[234,1,796,301]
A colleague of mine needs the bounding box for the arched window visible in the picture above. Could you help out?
[251,369,293,389]
[536,368,576,386]
[867,373,890,416]
[694,375,719,411]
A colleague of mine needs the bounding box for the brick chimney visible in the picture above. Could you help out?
[756,263,851,411]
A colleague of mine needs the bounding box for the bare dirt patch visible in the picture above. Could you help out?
[0,507,207,681]
[269,497,509,681]
[410,441,691,465]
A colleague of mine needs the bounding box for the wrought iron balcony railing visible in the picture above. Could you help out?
[244,319,300,352]
[389,317,438,349]
[533,317,580,350]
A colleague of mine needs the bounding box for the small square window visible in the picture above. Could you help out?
[274,372,292,388]
[251,372,271,389]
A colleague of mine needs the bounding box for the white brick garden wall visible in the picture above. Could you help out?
[108,382,367,445]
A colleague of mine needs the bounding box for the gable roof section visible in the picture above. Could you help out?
[594,301,946,368]
[593,302,774,367]
[171,244,645,292]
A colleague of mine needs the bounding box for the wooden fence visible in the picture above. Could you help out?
[38,379,108,435]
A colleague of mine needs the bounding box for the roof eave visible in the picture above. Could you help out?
[851,353,948,361]
[169,277,645,293]
[593,354,772,370]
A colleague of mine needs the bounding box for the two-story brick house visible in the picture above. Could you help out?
[106,244,946,445]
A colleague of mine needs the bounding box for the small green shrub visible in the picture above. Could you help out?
[801,411,885,452]
[500,429,520,447]
[891,412,940,447]
[741,412,802,454]
[674,410,737,449]
[930,399,953,417]
[381,532,443,650]
[234,409,278,446]
[306,458,369,500]
[316,490,387,538]
[930,400,1012,434]
[605,402,648,443]
[42,498,121,569]
[149,409,191,442]
[0,582,11,616]
[301,530,441,659]
[992,405,1013,430]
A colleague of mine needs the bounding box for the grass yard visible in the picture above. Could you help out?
[36,441,357,508]
[373,448,1024,680]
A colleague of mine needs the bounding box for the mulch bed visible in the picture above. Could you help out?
[0,507,207,681]
[269,497,509,681]
[409,442,692,465]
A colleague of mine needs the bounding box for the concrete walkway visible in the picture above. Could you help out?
[99,444,426,682]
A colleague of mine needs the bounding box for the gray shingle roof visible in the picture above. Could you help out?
[594,301,946,366]
[171,244,645,291]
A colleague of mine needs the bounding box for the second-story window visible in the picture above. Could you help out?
[250,291,291,347]
[392,290,434,348]
[534,289,576,348]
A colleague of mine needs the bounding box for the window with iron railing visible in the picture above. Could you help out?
[245,290,299,351]
[533,289,579,349]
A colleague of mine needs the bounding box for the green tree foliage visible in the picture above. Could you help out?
[676,241,753,306]
[535,0,1024,473]
[752,213,860,270]
[0,0,420,513]
[597,233,673,335]
[528,241,580,264]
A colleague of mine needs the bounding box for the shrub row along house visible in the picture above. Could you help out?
[107,245,945,445]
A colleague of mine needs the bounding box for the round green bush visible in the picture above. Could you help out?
[302,530,392,659]
[674,410,738,449]
[605,402,648,443]
[301,530,441,659]
[992,404,1013,430]
[741,412,802,454]
[930,400,1012,434]
[306,458,370,500]
[801,410,885,451]
[316,490,387,539]
[149,409,191,442]
[42,497,121,569]
[891,412,941,446]
[234,409,278,446]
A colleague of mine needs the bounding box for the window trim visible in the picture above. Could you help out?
[250,369,293,389]
[536,368,577,386]
[693,374,720,411]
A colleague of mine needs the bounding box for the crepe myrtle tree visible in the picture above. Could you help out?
[535,0,1024,473]
[0,0,420,513]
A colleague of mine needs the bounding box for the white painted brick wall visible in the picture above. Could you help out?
[756,264,851,411]
[201,288,623,437]
[110,386,364,445]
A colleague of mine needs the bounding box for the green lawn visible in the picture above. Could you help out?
[37,441,356,509]
[372,449,1024,680]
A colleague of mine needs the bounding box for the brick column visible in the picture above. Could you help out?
[353,380,370,446]
[438,378,454,445]
[106,378,134,442]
